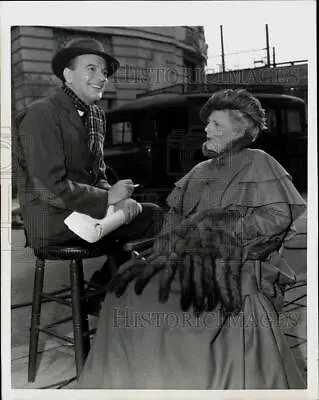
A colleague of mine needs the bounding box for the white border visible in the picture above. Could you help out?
[1,2,318,400]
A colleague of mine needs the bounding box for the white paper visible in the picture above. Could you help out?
[64,202,142,243]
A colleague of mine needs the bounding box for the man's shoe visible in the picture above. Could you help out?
[86,294,104,315]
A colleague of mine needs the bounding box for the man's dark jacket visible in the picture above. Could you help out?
[16,89,111,249]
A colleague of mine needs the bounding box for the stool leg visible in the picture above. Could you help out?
[77,259,90,357]
[28,258,45,382]
[69,259,90,380]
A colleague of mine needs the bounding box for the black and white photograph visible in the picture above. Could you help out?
[1,1,317,399]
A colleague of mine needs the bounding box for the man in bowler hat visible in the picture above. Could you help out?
[16,37,164,311]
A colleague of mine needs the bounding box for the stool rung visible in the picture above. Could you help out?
[38,326,93,344]
[37,327,74,344]
[285,282,307,291]
[41,293,72,307]
[46,287,71,296]
[284,332,306,341]
[42,316,73,329]
[291,303,306,308]
[290,340,307,349]
[284,294,307,308]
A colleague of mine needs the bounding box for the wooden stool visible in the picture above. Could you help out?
[27,240,120,383]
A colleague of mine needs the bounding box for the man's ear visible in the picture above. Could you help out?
[63,68,72,84]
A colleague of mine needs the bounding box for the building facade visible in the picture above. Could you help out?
[11,26,208,113]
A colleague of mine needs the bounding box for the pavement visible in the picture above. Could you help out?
[9,198,309,389]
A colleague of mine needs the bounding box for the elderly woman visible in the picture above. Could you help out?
[77,89,306,389]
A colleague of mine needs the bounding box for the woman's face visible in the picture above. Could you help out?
[203,110,245,154]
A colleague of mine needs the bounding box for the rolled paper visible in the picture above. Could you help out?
[95,204,125,238]
[64,202,143,243]
[64,212,102,243]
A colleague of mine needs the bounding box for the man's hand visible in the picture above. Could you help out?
[115,198,142,224]
[108,179,135,205]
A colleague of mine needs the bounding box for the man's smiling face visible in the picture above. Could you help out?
[64,54,108,105]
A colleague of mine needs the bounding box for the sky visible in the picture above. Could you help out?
[202,2,315,72]
[1,1,315,73]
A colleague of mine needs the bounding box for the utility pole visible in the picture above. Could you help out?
[220,25,226,72]
[272,46,276,67]
[265,24,271,66]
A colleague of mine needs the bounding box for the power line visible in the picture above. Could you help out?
[209,47,266,58]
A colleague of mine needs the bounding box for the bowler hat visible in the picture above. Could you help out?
[52,37,120,80]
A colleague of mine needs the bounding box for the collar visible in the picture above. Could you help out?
[205,135,252,167]
[62,84,90,112]
[50,89,87,119]
[48,88,87,136]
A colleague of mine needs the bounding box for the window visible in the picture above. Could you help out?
[265,107,303,136]
[184,59,196,83]
[111,121,133,145]
[265,108,279,136]
[284,108,302,134]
